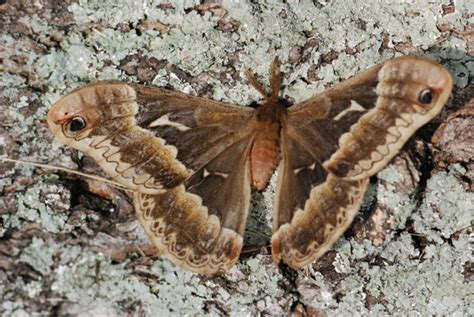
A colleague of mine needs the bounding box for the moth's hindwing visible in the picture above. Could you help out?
[133,133,254,274]
[272,175,369,268]
[134,187,243,274]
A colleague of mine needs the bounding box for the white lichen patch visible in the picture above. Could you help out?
[2,180,69,235]
[376,162,418,230]
[413,164,473,241]
[51,247,158,315]
[230,256,287,314]
[297,269,338,309]
[19,237,56,275]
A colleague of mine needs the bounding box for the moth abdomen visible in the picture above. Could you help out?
[250,132,279,190]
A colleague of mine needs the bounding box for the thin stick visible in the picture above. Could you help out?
[0,157,131,191]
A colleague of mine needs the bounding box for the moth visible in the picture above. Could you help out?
[47,56,452,274]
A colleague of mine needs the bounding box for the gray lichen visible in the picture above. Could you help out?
[413,165,473,242]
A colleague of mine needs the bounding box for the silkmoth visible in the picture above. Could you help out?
[47,56,452,274]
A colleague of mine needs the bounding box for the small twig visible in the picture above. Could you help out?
[0,157,131,192]
[245,228,271,240]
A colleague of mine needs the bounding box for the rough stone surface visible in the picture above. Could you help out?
[0,0,472,315]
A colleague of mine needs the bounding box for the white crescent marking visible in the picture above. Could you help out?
[148,113,191,131]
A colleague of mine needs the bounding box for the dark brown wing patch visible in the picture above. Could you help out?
[273,129,329,229]
[132,85,254,172]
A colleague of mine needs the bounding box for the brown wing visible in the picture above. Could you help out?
[134,135,253,274]
[272,56,453,268]
[47,82,255,274]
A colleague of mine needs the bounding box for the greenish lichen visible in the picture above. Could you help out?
[19,237,56,275]
[413,165,473,242]
[1,180,69,236]
[376,163,418,230]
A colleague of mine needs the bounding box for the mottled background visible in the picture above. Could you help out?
[0,0,472,316]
